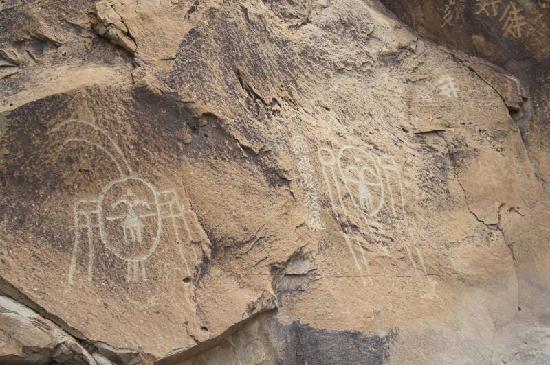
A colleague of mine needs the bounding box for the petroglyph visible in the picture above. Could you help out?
[442,0,465,27]
[318,146,386,220]
[499,2,526,38]
[474,0,502,16]
[436,75,459,97]
[50,120,201,284]
[318,145,426,285]
[471,0,531,39]
[291,136,324,230]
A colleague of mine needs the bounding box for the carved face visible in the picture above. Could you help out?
[337,146,385,217]
[98,177,161,262]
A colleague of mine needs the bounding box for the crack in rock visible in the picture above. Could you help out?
[0,295,97,365]
[92,0,137,54]
[0,277,155,365]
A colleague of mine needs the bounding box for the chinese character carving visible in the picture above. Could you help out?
[436,75,459,98]
[499,2,527,38]
[442,0,465,27]
[474,0,502,16]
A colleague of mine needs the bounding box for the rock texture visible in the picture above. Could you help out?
[0,0,549,364]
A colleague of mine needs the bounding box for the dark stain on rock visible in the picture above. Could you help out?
[275,321,398,365]
[0,94,75,239]
[271,248,318,304]
[415,135,454,210]
[159,312,398,365]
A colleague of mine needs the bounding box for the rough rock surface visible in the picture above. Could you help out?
[0,0,549,364]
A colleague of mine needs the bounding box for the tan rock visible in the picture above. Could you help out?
[0,295,96,364]
[1,0,549,364]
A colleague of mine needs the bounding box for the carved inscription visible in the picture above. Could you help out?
[499,2,527,38]
[436,75,459,98]
[318,145,426,284]
[474,0,528,39]
[50,120,200,284]
[442,0,465,27]
[475,0,502,16]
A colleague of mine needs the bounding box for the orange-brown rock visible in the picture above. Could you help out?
[1,0,549,364]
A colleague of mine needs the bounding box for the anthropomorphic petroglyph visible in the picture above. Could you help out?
[318,146,386,219]
[50,120,200,284]
[318,145,426,285]
[111,189,149,247]
[291,136,324,230]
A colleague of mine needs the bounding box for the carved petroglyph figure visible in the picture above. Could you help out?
[499,2,526,38]
[50,120,200,284]
[474,0,502,16]
[318,145,426,285]
[112,189,148,247]
[436,75,459,97]
[291,135,324,230]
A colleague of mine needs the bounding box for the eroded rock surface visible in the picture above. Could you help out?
[0,0,549,364]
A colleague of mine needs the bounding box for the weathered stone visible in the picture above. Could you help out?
[1,0,549,364]
[92,1,137,54]
[0,295,96,364]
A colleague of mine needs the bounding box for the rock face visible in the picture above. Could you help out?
[0,0,549,364]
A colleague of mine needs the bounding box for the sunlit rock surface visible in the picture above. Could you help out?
[1,0,549,364]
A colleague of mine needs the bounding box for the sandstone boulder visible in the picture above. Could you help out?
[1,0,549,364]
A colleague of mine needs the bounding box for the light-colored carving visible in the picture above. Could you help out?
[421,277,440,299]
[474,0,502,16]
[442,0,465,27]
[499,2,526,38]
[473,1,531,39]
[436,75,459,98]
[50,120,200,284]
[318,145,426,284]
[319,146,386,220]
[291,136,324,230]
